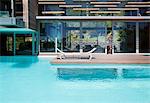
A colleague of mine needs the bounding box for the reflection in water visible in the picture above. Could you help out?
[0,56,39,68]
[57,68,117,80]
[123,68,150,78]
[57,68,150,80]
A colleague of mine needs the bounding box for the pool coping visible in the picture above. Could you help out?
[51,54,150,64]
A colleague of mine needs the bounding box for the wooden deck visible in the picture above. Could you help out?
[51,54,150,64]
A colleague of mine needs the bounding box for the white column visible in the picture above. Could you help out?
[136,22,139,53]
[11,0,14,17]
[23,0,29,28]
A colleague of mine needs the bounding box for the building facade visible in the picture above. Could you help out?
[37,0,150,54]
[0,0,38,56]
[0,0,150,56]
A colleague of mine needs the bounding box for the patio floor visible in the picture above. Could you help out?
[51,54,150,64]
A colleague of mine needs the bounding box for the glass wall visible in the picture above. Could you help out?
[62,21,80,52]
[0,33,13,55]
[113,22,136,53]
[40,21,106,53]
[64,30,80,52]
[81,22,106,52]
[139,22,150,53]
[16,34,32,55]
[0,32,38,56]
[40,21,62,52]
[39,20,150,54]
[106,21,113,54]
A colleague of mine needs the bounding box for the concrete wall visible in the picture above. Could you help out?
[22,0,38,30]
[22,0,28,28]
[28,0,38,30]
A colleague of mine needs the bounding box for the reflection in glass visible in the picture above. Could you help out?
[113,22,136,53]
[40,22,62,52]
[0,33,13,55]
[16,34,32,55]
[81,30,105,53]
[66,21,80,27]
[40,21,107,53]
[139,22,150,53]
[64,30,80,52]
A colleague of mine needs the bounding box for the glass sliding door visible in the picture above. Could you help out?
[40,20,108,53]
[81,21,106,53]
[63,30,80,52]
[113,22,136,53]
[40,21,62,52]
[0,33,13,56]
[139,22,150,53]
[57,23,63,51]
[63,21,80,52]
[40,23,55,52]
[6,34,13,55]
[96,30,106,53]
[16,34,32,55]
[80,29,106,53]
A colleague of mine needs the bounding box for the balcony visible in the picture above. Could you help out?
[0,11,10,17]
[38,1,150,16]
[0,11,25,27]
[0,17,25,27]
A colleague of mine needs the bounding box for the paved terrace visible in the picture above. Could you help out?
[51,54,150,64]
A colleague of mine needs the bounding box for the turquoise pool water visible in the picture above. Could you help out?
[0,56,150,103]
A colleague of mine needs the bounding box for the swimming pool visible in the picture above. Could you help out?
[0,56,150,103]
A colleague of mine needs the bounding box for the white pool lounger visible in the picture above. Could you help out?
[56,48,96,60]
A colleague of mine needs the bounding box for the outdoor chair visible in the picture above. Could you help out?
[57,48,96,60]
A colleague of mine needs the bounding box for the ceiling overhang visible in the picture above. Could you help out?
[36,16,150,21]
